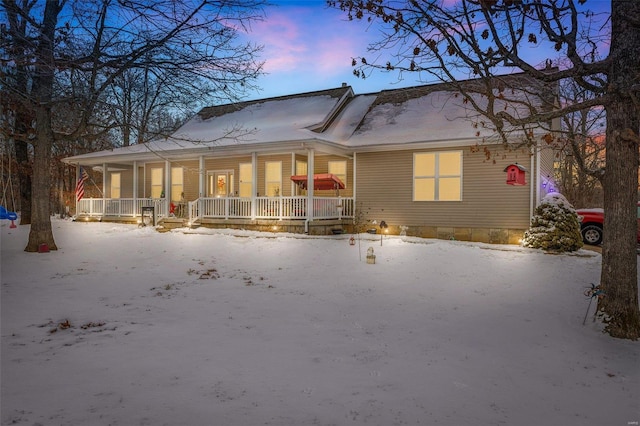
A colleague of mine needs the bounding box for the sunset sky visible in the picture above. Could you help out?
[246,0,420,99]
[244,0,611,101]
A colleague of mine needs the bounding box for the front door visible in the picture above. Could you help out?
[208,171,234,197]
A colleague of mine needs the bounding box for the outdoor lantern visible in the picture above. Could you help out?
[503,163,527,185]
[379,220,388,246]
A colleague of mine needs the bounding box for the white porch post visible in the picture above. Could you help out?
[164,161,170,198]
[199,156,205,197]
[102,162,107,200]
[353,152,357,207]
[133,161,138,215]
[164,160,171,216]
[102,162,107,218]
[290,152,296,195]
[307,149,314,221]
[251,152,258,220]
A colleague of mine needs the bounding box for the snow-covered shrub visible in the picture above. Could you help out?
[522,192,583,252]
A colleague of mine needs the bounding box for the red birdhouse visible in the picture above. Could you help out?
[504,163,527,186]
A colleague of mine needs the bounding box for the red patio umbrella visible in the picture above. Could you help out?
[290,173,345,191]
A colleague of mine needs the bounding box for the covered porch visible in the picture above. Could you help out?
[75,194,354,225]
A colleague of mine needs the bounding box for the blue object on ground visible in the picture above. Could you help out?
[0,205,18,221]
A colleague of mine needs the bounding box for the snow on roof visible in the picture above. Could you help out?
[63,74,553,164]
[168,94,340,145]
[339,83,545,147]
[344,91,489,146]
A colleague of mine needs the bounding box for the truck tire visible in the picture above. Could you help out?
[581,225,603,245]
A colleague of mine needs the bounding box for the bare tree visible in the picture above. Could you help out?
[0,0,265,252]
[555,76,605,208]
[329,0,639,339]
[1,0,35,224]
[108,62,205,147]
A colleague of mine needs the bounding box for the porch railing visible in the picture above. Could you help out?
[189,196,354,223]
[77,196,354,223]
[76,198,167,218]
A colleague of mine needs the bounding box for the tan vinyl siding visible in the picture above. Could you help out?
[356,146,532,229]
[119,170,134,198]
[177,160,200,201]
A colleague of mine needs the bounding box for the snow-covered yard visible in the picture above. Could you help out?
[1,218,638,426]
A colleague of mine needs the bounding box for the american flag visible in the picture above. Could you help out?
[75,167,89,202]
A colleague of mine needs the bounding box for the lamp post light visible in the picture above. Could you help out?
[379,220,388,246]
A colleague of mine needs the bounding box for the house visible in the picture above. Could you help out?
[62,74,558,244]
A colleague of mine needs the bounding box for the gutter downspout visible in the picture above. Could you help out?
[353,152,357,221]
[535,142,541,207]
[530,147,535,220]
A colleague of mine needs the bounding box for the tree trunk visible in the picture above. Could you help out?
[24,0,61,252]
[26,110,57,251]
[598,0,640,339]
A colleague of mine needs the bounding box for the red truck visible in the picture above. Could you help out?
[575,203,640,245]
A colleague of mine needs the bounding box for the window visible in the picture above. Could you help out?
[295,161,307,195]
[265,161,282,196]
[296,160,307,176]
[150,168,163,198]
[413,151,462,201]
[239,163,252,197]
[328,160,347,188]
[111,172,121,199]
[171,167,184,202]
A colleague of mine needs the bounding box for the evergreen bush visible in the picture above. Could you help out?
[522,192,584,252]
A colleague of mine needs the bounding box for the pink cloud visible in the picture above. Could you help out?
[249,7,368,77]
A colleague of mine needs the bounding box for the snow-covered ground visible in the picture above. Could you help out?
[1,218,638,426]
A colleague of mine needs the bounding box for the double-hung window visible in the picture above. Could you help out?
[239,163,252,197]
[150,168,163,198]
[328,160,347,188]
[110,172,121,198]
[413,151,462,201]
[265,161,282,196]
[171,167,184,202]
